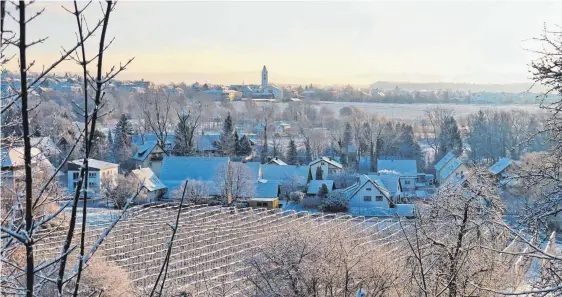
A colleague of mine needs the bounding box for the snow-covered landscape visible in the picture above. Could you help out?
[1,1,561,296]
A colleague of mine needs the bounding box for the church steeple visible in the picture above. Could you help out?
[261,65,268,90]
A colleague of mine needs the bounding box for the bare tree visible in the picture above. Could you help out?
[423,106,455,159]
[141,91,173,153]
[102,174,138,209]
[1,2,134,296]
[243,224,402,296]
[172,105,201,156]
[399,168,518,297]
[215,162,256,205]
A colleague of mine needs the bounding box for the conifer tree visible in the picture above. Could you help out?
[233,130,241,156]
[173,111,198,156]
[318,183,329,198]
[113,114,134,163]
[287,139,298,165]
[315,166,324,180]
[238,135,253,156]
[219,112,235,156]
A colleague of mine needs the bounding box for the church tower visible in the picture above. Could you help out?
[261,65,268,90]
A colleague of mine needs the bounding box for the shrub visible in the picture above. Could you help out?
[288,191,305,204]
[321,190,348,212]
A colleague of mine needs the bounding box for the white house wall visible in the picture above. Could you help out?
[309,161,341,180]
[348,182,390,209]
[399,176,416,191]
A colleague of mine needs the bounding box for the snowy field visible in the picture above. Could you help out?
[232,101,541,121]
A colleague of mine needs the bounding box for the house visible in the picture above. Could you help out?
[248,180,280,209]
[371,173,402,203]
[489,157,519,180]
[261,164,309,185]
[67,159,119,198]
[306,180,335,196]
[343,175,416,217]
[196,134,221,154]
[132,141,166,177]
[131,168,167,202]
[1,147,58,186]
[434,152,468,185]
[344,175,394,214]
[309,157,343,180]
[159,156,230,198]
[267,157,287,166]
[377,159,418,190]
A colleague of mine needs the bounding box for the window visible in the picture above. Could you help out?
[88,182,97,188]
[88,172,96,178]
[366,188,372,191]
[73,181,79,189]
[404,180,411,185]
[363,196,372,202]
[72,172,79,180]
[376,196,384,202]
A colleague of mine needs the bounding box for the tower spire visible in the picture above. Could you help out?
[261,65,268,90]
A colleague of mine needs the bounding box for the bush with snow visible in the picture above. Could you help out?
[321,190,348,212]
[288,191,305,204]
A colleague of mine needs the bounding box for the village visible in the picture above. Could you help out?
[2,113,522,220]
[2,1,561,295]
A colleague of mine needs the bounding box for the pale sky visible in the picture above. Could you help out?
[5,1,562,85]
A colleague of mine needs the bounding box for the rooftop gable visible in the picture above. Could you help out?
[69,158,119,170]
[133,141,158,161]
[440,158,463,180]
[434,152,455,171]
[345,175,392,204]
[131,168,167,191]
[489,157,513,175]
[309,156,343,169]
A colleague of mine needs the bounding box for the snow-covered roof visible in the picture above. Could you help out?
[307,180,334,195]
[309,156,343,169]
[1,147,43,168]
[133,141,158,161]
[439,158,463,181]
[376,173,401,196]
[267,158,287,166]
[255,181,279,198]
[69,159,119,170]
[131,167,167,192]
[197,134,220,152]
[261,164,309,183]
[434,152,455,171]
[160,157,229,192]
[377,159,417,176]
[245,162,261,179]
[345,175,391,202]
[250,197,278,202]
[489,157,513,175]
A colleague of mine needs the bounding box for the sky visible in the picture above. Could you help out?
[4,1,562,85]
